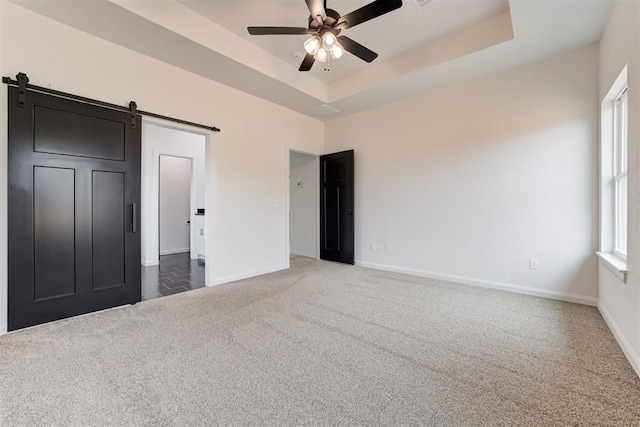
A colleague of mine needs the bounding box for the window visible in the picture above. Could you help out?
[613,87,628,257]
[597,66,628,282]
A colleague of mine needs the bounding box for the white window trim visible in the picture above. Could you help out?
[613,87,628,257]
[598,65,628,283]
[596,252,628,284]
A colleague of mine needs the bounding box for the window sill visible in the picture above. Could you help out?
[596,251,628,284]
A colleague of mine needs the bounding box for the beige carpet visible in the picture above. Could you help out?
[1,257,639,425]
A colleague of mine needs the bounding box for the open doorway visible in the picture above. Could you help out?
[141,123,207,300]
[159,155,192,257]
[289,151,319,265]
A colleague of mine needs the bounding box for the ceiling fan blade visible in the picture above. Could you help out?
[337,36,378,63]
[337,0,403,29]
[305,0,327,22]
[247,27,314,36]
[299,54,316,71]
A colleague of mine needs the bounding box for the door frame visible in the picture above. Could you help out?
[286,149,320,267]
[158,154,195,257]
[142,126,201,265]
[141,118,218,288]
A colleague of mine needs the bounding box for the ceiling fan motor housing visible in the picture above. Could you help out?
[309,8,341,30]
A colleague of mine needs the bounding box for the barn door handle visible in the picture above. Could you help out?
[131,203,137,233]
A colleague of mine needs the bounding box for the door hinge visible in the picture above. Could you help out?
[17,72,29,108]
[129,101,137,129]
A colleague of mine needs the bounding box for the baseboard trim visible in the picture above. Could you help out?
[355,260,597,306]
[212,265,287,286]
[159,249,190,256]
[141,259,159,267]
[598,301,640,379]
[0,322,6,335]
[290,250,315,258]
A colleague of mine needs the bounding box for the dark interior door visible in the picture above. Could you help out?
[8,87,141,331]
[320,149,354,264]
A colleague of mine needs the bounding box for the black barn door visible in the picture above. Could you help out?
[8,87,141,331]
[320,150,354,264]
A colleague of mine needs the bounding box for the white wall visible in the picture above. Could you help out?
[142,123,206,265]
[159,155,192,255]
[597,0,640,377]
[289,152,318,258]
[325,45,599,305]
[0,1,324,333]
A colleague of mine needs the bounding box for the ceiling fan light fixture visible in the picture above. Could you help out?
[315,47,328,62]
[322,32,337,49]
[330,43,344,60]
[304,36,322,55]
[248,0,405,72]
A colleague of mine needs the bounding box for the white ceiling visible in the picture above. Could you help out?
[179,0,510,83]
[10,0,613,120]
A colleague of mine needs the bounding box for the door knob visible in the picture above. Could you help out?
[347,211,354,216]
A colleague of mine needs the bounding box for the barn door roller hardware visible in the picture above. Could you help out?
[129,101,138,129]
[2,73,221,132]
[16,73,28,108]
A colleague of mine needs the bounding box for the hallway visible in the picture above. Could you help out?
[141,253,205,300]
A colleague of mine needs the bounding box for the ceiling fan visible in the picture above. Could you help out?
[247,0,403,71]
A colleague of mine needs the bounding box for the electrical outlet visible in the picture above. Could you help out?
[385,243,391,253]
[529,258,539,270]
[369,242,376,251]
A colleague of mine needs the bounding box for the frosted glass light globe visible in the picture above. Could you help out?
[330,43,344,59]
[322,32,337,49]
[304,36,321,55]
[315,47,328,62]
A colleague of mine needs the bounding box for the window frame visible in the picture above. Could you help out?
[613,86,628,258]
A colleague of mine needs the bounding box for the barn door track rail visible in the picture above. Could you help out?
[3,73,221,132]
